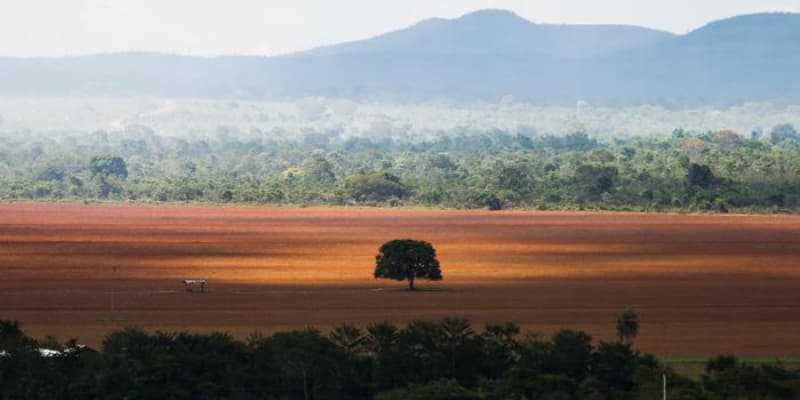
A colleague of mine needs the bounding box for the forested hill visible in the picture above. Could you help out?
[1,11,799,105]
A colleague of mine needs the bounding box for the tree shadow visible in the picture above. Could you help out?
[370,286,456,293]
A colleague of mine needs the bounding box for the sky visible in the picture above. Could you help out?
[1,0,799,57]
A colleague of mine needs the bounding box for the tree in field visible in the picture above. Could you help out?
[615,309,639,344]
[374,239,442,290]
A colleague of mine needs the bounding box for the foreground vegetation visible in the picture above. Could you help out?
[2,317,799,399]
[2,123,800,212]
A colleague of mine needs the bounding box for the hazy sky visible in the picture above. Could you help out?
[2,0,799,57]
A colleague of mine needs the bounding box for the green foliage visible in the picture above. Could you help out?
[251,328,364,399]
[574,164,619,199]
[702,355,800,400]
[375,379,482,400]
[0,320,36,351]
[688,163,715,189]
[591,342,638,394]
[345,172,408,203]
[769,123,798,144]
[615,309,639,344]
[1,318,800,399]
[89,155,128,180]
[590,149,616,164]
[549,330,594,380]
[330,323,368,352]
[34,164,67,182]
[2,126,800,212]
[473,191,503,211]
[374,239,442,290]
[305,155,337,185]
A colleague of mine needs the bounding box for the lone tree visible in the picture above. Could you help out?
[374,239,442,290]
[615,309,639,344]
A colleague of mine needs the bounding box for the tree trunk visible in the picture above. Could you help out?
[408,275,416,291]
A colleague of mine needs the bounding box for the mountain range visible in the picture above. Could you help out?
[1,10,799,106]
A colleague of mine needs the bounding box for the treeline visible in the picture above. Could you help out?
[1,318,799,400]
[2,123,800,212]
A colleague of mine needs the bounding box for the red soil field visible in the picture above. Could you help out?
[1,203,799,357]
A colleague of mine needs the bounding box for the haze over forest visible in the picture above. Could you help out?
[2,8,800,212]
[1,10,800,106]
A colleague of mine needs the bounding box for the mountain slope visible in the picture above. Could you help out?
[589,12,800,105]
[269,12,800,105]
[306,9,674,58]
[0,11,798,105]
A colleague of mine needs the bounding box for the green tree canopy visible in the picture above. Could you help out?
[574,164,618,198]
[345,172,407,202]
[374,239,442,290]
[375,379,481,400]
[89,155,128,180]
[769,123,798,144]
[304,155,336,185]
[688,163,715,189]
[2,317,800,399]
[615,309,639,344]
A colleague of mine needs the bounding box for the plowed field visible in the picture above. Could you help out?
[1,203,799,356]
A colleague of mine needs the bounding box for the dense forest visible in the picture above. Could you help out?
[2,121,799,213]
[2,316,799,400]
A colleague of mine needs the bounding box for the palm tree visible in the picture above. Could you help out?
[616,309,640,344]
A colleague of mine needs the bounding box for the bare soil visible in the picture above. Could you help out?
[1,203,799,357]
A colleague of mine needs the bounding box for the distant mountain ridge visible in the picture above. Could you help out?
[0,10,799,106]
[305,9,675,58]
